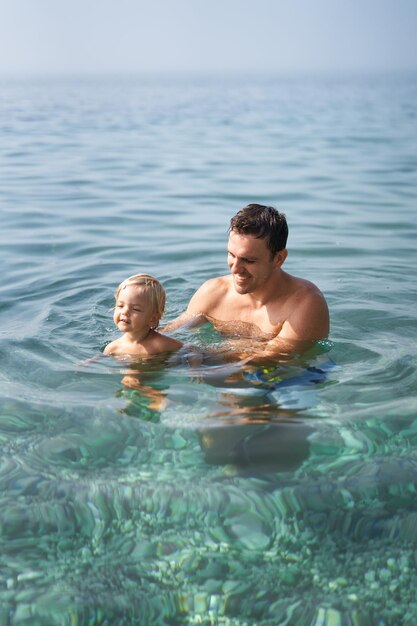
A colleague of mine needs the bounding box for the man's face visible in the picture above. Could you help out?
[227,230,283,295]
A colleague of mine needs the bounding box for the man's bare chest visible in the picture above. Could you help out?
[207,295,285,336]
[207,314,282,340]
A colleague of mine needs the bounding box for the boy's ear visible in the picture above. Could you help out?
[275,249,288,268]
[150,316,159,330]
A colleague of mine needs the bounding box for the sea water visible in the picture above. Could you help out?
[1,72,417,625]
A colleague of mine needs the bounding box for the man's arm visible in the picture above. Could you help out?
[277,289,330,343]
[163,279,217,332]
[228,289,329,363]
[162,311,206,332]
[262,289,329,361]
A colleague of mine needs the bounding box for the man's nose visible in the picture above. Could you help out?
[231,258,242,273]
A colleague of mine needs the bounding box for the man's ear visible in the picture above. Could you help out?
[275,249,288,268]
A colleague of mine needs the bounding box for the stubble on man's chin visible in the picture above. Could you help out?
[233,280,253,295]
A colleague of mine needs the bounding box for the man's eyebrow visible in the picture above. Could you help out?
[228,251,258,262]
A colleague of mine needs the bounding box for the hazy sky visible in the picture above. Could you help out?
[1,0,416,76]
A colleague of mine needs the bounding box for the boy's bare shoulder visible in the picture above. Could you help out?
[103,338,121,355]
[151,332,183,353]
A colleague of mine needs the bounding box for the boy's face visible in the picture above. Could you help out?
[114,285,158,336]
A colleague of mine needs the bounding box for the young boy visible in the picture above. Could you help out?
[104,273,183,358]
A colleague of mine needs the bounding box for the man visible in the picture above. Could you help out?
[167,203,329,362]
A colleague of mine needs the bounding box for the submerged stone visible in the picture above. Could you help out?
[227,511,271,551]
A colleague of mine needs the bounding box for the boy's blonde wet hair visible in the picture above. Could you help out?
[115,273,166,323]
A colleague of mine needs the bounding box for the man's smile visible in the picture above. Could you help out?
[234,274,251,283]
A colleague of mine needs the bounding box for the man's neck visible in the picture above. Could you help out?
[241,270,288,308]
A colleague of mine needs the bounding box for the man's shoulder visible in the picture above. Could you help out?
[198,275,230,293]
[187,275,231,315]
[285,272,325,302]
[281,273,329,338]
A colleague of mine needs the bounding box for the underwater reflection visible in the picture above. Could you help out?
[116,357,320,473]
[199,419,313,471]
[195,378,313,470]
[191,356,333,472]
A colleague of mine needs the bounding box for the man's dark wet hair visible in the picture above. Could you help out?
[229,204,288,258]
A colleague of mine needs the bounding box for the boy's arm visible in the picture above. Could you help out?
[79,353,103,366]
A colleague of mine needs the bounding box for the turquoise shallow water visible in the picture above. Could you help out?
[1,73,417,625]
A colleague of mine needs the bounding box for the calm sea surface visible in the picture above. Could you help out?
[1,73,417,625]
